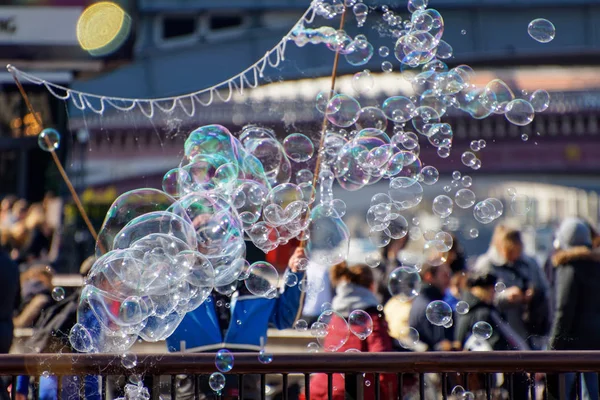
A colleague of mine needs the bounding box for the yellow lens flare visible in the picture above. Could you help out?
[77,2,131,56]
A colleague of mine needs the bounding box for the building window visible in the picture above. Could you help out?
[202,12,250,42]
[154,14,199,48]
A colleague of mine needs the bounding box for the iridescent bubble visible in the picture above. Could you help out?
[321,302,333,313]
[381,61,393,73]
[452,385,466,397]
[258,349,273,364]
[38,128,61,152]
[385,215,409,240]
[245,262,279,298]
[505,99,535,126]
[378,46,390,57]
[423,240,448,266]
[495,282,506,293]
[388,266,421,301]
[461,151,477,167]
[316,90,336,113]
[353,3,369,26]
[472,321,493,340]
[317,310,350,352]
[349,309,374,340]
[420,166,439,185]
[365,252,382,268]
[432,195,453,218]
[52,287,65,301]
[352,70,375,94]
[469,228,479,238]
[345,38,374,66]
[389,177,423,209]
[473,199,503,224]
[162,168,191,198]
[426,300,452,326]
[284,271,299,287]
[528,18,555,43]
[530,89,550,112]
[456,301,470,315]
[461,176,472,188]
[69,323,94,353]
[283,133,314,163]
[326,94,361,128]
[121,352,137,369]
[369,229,391,248]
[295,319,308,331]
[398,327,420,349]
[511,194,532,216]
[356,106,388,131]
[455,189,476,209]
[307,342,320,353]
[382,96,416,123]
[209,372,226,392]
[522,133,529,141]
[482,79,515,114]
[215,349,234,372]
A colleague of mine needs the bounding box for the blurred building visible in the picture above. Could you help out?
[0,0,134,201]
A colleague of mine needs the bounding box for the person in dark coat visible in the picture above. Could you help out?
[408,263,453,351]
[0,249,20,400]
[455,271,529,399]
[547,218,600,400]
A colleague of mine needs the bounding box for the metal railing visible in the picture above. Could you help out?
[4,351,600,400]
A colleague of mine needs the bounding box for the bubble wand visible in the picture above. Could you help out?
[8,64,104,254]
[294,8,347,322]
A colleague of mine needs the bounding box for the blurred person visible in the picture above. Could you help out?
[0,247,20,400]
[167,247,306,400]
[408,263,454,351]
[547,218,600,400]
[455,271,529,399]
[442,235,467,311]
[16,256,100,400]
[376,236,408,304]
[310,263,396,400]
[14,204,53,264]
[14,265,54,329]
[0,195,17,229]
[474,225,551,348]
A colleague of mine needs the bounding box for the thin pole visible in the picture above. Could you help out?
[9,65,103,253]
[294,8,347,323]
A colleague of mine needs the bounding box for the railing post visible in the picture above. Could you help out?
[345,373,363,400]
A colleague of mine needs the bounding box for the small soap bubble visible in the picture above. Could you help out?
[388,266,422,301]
[381,61,393,73]
[452,385,466,397]
[432,195,454,218]
[307,342,320,353]
[378,46,390,57]
[52,287,65,301]
[41,371,50,378]
[377,304,384,312]
[469,228,479,238]
[69,323,94,353]
[295,319,308,332]
[506,99,535,126]
[452,171,461,180]
[121,352,137,369]
[461,29,467,35]
[528,18,555,43]
[455,189,476,209]
[258,349,273,364]
[507,187,517,196]
[215,349,234,373]
[321,302,333,313]
[461,176,473,188]
[38,128,61,152]
[521,134,529,142]
[425,300,452,326]
[456,301,470,315]
[284,271,299,287]
[349,309,374,340]
[511,194,532,216]
[461,152,477,167]
[365,380,371,387]
[472,321,493,340]
[398,327,420,349]
[352,70,375,94]
[420,166,439,185]
[365,252,382,268]
[209,372,226,392]
[495,282,506,293]
[530,89,550,112]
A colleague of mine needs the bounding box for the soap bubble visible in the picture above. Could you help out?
[162,168,191,197]
[469,228,479,238]
[345,38,374,66]
[356,106,388,131]
[69,323,94,353]
[316,90,336,113]
[456,301,470,315]
[511,194,532,216]
[389,177,423,209]
[258,349,273,364]
[382,96,416,123]
[420,166,439,185]
[384,215,409,240]
[38,128,61,152]
[209,372,226,392]
[530,89,550,112]
[398,327,420,349]
[379,46,390,57]
[461,151,477,167]
[505,99,535,126]
[425,300,452,326]
[473,198,503,224]
[326,94,361,128]
[295,319,308,332]
[245,262,279,298]
[52,287,65,301]
[461,176,473,188]
[282,133,314,163]
[432,195,453,218]
[317,310,350,352]
[528,18,555,43]
[495,282,506,293]
[349,310,374,340]
[381,61,393,73]
[388,266,421,301]
[121,352,137,369]
[452,385,465,397]
[215,349,234,372]
[352,70,374,94]
[353,3,369,26]
[472,321,493,340]
[307,342,320,353]
[284,271,299,287]
[455,189,476,209]
[423,240,448,266]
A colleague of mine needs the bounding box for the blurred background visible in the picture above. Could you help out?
[2,0,600,274]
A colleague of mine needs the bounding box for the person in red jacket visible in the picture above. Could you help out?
[310,263,397,400]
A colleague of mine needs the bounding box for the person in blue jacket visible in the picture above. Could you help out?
[167,244,306,399]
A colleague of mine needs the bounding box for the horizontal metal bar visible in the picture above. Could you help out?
[2,352,600,376]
